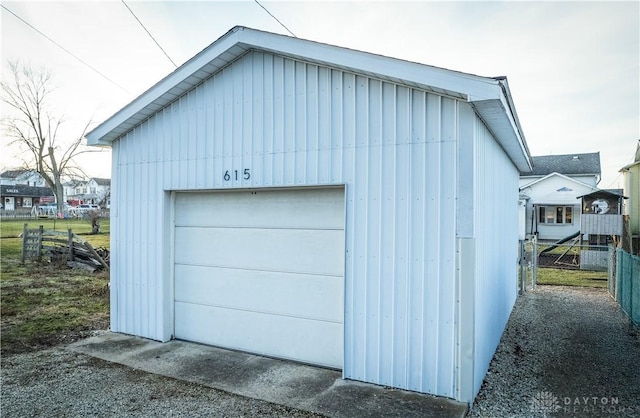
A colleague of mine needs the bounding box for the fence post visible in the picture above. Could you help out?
[616,249,623,305]
[532,236,538,289]
[519,240,525,294]
[37,225,43,261]
[68,228,74,261]
[608,245,617,299]
[21,223,28,264]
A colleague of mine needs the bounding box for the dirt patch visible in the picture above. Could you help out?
[0,261,109,356]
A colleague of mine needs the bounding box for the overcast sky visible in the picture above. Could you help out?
[1,1,638,188]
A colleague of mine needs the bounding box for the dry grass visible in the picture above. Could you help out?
[1,220,110,355]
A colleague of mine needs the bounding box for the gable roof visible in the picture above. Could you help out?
[521,152,600,177]
[576,188,627,199]
[620,140,640,171]
[0,169,37,179]
[86,26,532,172]
[1,185,54,197]
[90,178,111,186]
[519,172,599,192]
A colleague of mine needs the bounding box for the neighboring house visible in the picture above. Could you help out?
[620,140,640,254]
[519,152,601,241]
[63,177,111,207]
[63,179,85,204]
[1,184,54,211]
[86,26,533,404]
[87,178,111,207]
[0,169,47,187]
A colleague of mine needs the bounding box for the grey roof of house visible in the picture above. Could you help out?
[0,169,31,178]
[521,152,601,176]
[603,188,624,196]
[91,178,111,186]
[1,185,54,197]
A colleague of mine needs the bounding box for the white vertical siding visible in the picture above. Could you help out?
[471,115,519,398]
[110,50,486,399]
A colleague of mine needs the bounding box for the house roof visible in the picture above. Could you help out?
[521,152,601,177]
[0,169,35,179]
[86,26,532,172]
[519,171,599,191]
[1,185,54,197]
[91,178,111,186]
[620,140,640,171]
[576,189,627,200]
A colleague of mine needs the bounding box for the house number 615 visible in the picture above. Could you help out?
[224,169,250,181]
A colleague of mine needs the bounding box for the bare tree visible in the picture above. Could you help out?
[1,61,93,214]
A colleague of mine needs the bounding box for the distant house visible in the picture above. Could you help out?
[519,152,601,240]
[620,140,640,254]
[0,169,54,210]
[63,177,111,207]
[0,169,47,187]
[1,184,55,211]
[87,178,111,208]
[63,179,85,204]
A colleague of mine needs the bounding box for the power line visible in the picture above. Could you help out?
[254,0,296,38]
[1,4,130,94]
[121,0,178,68]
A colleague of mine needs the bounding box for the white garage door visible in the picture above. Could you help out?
[174,187,345,369]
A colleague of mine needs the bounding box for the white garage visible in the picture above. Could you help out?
[173,187,345,368]
[86,26,532,404]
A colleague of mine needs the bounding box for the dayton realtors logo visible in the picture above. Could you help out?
[530,391,561,416]
[530,391,638,416]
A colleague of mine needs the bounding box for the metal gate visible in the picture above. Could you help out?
[520,236,610,291]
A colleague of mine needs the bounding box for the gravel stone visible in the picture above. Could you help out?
[1,346,322,417]
[468,285,640,418]
[2,285,638,417]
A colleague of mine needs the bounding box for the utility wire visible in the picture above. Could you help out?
[254,0,296,38]
[121,0,178,68]
[1,4,130,94]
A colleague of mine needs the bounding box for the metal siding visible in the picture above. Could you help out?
[111,50,461,398]
[472,115,519,398]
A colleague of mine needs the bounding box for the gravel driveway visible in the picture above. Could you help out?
[468,286,640,418]
[2,285,639,417]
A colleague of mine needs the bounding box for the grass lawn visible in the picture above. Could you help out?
[536,267,608,288]
[1,217,110,238]
[0,219,110,355]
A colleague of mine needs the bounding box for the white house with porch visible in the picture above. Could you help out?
[519,152,601,241]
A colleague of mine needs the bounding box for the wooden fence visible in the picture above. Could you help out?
[21,224,109,272]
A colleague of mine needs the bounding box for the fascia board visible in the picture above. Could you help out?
[472,98,531,173]
[237,28,502,101]
[86,28,244,146]
[87,26,504,146]
[620,160,640,171]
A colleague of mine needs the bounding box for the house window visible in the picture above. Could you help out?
[539,206,573,224]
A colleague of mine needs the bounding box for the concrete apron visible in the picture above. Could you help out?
[70,332,467,418]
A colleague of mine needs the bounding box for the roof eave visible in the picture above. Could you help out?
[87,27,532,174]
[470,78,532,173]
[87,27,509,146]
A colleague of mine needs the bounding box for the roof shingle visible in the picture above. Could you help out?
[521,152,600,177]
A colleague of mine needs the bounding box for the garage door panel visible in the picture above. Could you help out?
[175,302,343,368]
[174,227,344,276]
[174,187,344,369]
[175,188,344,229]
[174,264,343,322]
